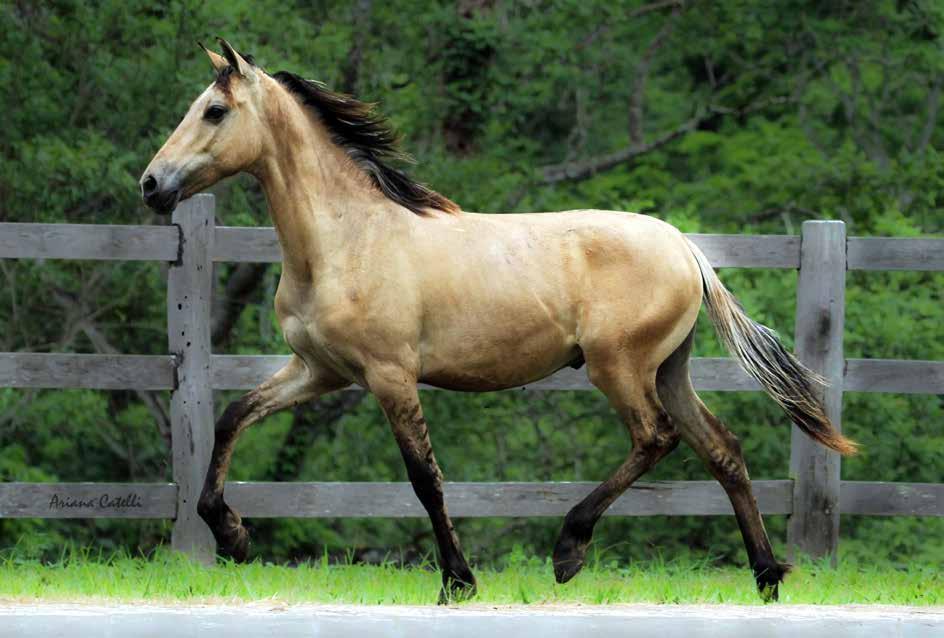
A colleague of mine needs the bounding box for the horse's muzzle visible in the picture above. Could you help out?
[140,172,181,215]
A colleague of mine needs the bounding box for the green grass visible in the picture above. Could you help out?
[0,547,940,606]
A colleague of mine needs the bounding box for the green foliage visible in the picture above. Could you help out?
[0,0,941,569]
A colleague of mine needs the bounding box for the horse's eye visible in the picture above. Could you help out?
[204,105,228,123]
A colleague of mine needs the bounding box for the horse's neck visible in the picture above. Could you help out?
[253,132,387,284]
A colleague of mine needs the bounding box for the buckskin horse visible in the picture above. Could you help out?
[140,40,857,603]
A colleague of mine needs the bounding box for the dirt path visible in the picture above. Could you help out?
[1,602,942,637]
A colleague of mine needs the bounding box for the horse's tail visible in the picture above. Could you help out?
[686,239,858,456]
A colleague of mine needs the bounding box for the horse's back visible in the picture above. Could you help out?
[410,209,702,389]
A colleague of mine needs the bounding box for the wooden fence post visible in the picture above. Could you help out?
[168,194,216,563]
[788,220,846,562]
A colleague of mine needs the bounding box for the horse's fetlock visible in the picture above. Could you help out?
[444,558,475,585]
[197,493,220,523]
[561,511,594,543]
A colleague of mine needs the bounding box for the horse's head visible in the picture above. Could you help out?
[140,39,266,214]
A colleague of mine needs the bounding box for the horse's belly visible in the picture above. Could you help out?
[417,317,580,391]
[419,352,581,391]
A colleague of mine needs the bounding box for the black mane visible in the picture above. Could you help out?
[271,71,459,215]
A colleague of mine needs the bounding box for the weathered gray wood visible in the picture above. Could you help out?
[844,359,944,394]
[213,226,282,263]
[210,355,594,391]
[0,223,179,261]
[847,237,944,271]
[225,480,793,518]
[687,234,800,268]
[16,353,932,395]
[168,195,216,562]
[212,355,944,397]
[211,355,760,392]
[788,220,846,561]
[690,357,760,391]
[0,483,176,518]
[839,481,944,517]
[211,355,290,390]
[211,227,800,269]
[3,479,938,519]
[0,353,175,389]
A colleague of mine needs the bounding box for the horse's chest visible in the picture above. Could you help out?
[279,314,315,354]
[274,284,333,357]
[275,270,420,380]
[275,288,377,377]
[277,311,362,383]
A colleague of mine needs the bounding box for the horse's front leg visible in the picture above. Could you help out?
[368,369,476,603]
[197,355,348,561]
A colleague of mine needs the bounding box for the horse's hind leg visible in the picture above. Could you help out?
[553,356,680,584]
[656,331,789,601]
[197,356,348,561]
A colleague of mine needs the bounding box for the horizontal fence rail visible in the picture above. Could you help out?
[0,353,177,390]
[208,354,944,395]
[0,223,180,261]
[1,194,942,563]
[2,481,941,519]
[5,221,943,270]
[223,480,944,518]
[3,353,942,395]
[0,483,177,518]
[846,237,944,271]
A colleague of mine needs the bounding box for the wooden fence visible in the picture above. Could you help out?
[1,193,942,564]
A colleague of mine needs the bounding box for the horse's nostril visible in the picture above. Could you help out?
[142,175,158,196]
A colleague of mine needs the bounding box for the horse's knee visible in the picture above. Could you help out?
[216,393,257,434]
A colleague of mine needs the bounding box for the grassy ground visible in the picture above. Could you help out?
[0,548,940,606]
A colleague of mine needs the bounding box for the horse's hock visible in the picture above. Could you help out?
[0,193,942,561]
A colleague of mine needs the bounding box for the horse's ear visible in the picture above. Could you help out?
[217,37,256,80]
[198,41,228,73]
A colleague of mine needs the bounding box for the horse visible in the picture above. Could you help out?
[141,39,857,603]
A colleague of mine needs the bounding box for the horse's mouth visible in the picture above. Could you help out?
[145,188,181,215]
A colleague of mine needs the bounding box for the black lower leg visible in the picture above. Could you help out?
[698,409,789,602]
[197,395,255,562]
[387,400,475,603]
[728,488,790,601]
[553,378,678,585]
[415,487,476,602]
[403,452,476,602]
[553,439,675,584]
[552,487,605,584]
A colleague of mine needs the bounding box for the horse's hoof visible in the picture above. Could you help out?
[217,523,251,564]
[438,571,478,605]
[552,553,585,584]
[552,535,589,584]
[755,561,790,603]
[201,500,251,564]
